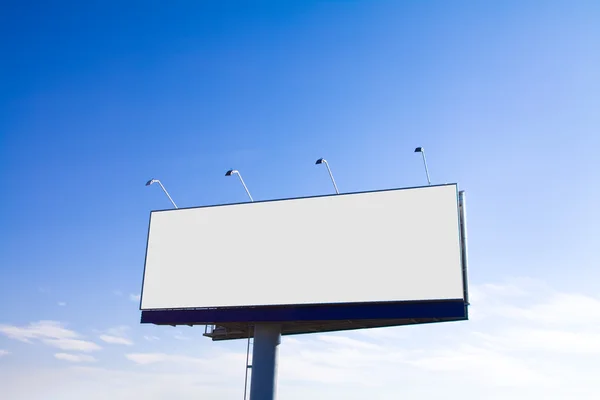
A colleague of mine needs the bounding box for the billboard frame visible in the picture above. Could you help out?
[139,184,469,338]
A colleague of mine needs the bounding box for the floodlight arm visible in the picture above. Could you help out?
[226,169,253,202]
[156,181,178,208]
[415,147,431,185]
[146,179,178,209]
[316,158,339,194]
[236,173,254,202]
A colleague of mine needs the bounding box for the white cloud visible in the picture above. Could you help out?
[54,353,97,363]
[106,326,130,336]
[469,279,548,301]
[44,339,102,352]
[475,328,600,354]
[0,349,10,357]
[143,335,160,341]
[173,331,190,341]
[57,302,67,307]
[99,335,133,346]
[275,280,600,393]
[126,353,204,365]
[0,365,244,400]
[99,326,133,346]
[318,335,382,350]
[278,333,406,387]
[493,293,600,325]
[125,348,248,369]
[2,280,600,399]
[0,320,78,343]
[129,294,141,302]
[0,321,101,352]
[353,326,409,341]
[407,344,549,387]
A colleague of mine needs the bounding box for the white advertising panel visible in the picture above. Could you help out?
[141,184,464,310]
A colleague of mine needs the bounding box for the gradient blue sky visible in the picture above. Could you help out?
[1,1,599,399]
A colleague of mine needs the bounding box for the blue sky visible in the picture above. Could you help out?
[1,1,599,398]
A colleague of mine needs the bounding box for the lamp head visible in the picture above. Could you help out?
[145,179,157,186]
[414,147,423,153]
[225,169,238,176]
[315,158,326,165]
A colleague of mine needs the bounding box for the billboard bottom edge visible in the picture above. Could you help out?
[140,299,467,325]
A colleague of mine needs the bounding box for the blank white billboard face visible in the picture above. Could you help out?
[141,184,464,310]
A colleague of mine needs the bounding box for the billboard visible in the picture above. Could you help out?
[140,184,465,312]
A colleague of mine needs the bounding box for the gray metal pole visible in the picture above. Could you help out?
[315,158,339,194]
[420,151,431,185]
[249,324,281,400]
[237,173,254,202]
[243,330,251,400]
[324,161,340,194]
[156,181,178,208]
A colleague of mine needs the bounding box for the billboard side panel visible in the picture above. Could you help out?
[141,184,463,310]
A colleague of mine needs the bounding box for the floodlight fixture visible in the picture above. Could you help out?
[225,169,253,202]
[414,147,431,185]
[145,179,178,209]
[315,158,339,194]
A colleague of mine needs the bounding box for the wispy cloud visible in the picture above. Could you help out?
[474,328,600,354]
[54,353,97,363]
[490,293,600,325]
[0,321,101,352]
[126,353,204,365]
[129,294,141,302]
[3,280,600,399]
[125,350,245,370]
[0,364,244,400]
[99,326,133,346]
[0,320,78,343]
[57,302,67,307]
[143,335,160,342]
[173,330,190,341]
[0,349,10,357]
[407,344,549,386]
[99,335,133,346]
[44,338,102,352]
[274,280,600,392]
[318,335,382,350]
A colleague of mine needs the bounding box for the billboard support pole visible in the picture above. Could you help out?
[249,323,281,400]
